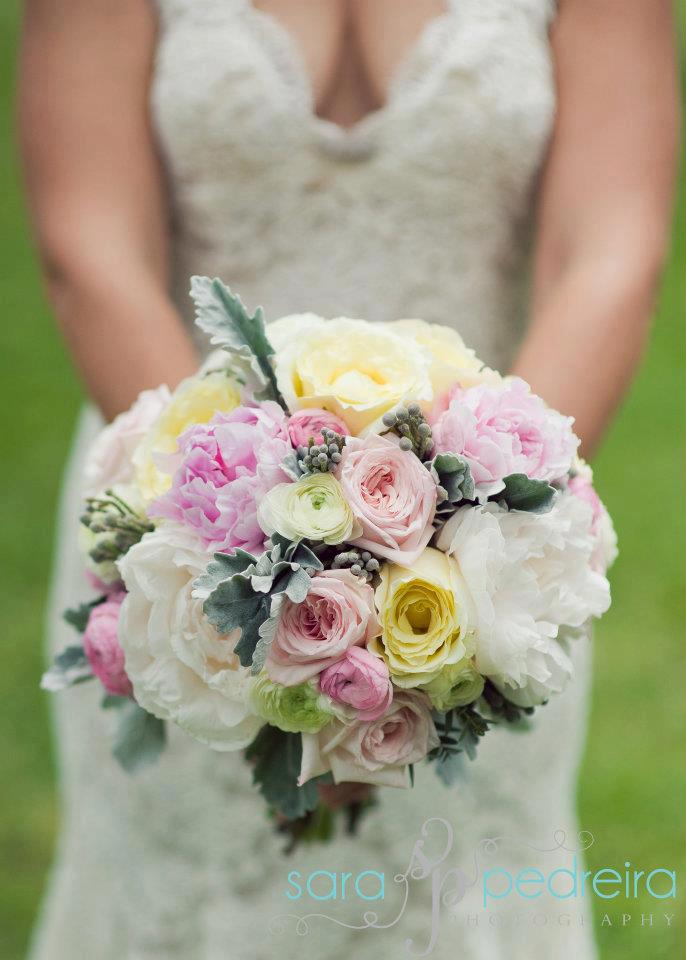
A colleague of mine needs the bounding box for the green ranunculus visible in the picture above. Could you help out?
[250,672,335,734]
[424,659,485,712]
[257,472,360,546]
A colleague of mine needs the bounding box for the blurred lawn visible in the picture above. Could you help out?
[0,3,684,959]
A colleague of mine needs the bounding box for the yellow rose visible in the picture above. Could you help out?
[386,319,498,395]
[268,315,434,435]
[423,659,485,712]
[371,547,471,688]
[133,371,241,501]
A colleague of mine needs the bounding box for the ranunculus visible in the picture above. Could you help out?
[568,460,618,573]
[117,523,262,750]
[133,371,241,501]
[437,491,611,705]
[370,548,471,688]
[149,402,292,555]
[431,377,579,498]
[82,592,132,697]
[299,690,438,788]
[287,408,349,448]
[265,570,380,686]
[257,472,360,545]
[385,319,493,396]
[338,434,437,565]
[423,659,484,712]
[84,386,171,496]
[267,314,434,434]
[249,672,334,734]
[319,647,393,721]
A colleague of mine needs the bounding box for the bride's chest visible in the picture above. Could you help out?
[151,0,556,191]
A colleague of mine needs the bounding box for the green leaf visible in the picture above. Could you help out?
[498,473,556,513]
[190,276,287,410]
[428,453,475,514]
[41,645,93,692]
[63,596,107,633]
[112,701,167,773]
[246,726,321,820]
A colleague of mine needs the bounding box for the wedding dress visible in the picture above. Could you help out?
[31,1,599,957]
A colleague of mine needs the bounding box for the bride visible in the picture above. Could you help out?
[20,1,677,957]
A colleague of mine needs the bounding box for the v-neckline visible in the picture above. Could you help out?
[245,1,455,157]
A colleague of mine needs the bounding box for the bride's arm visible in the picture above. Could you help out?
[19,0,198,421]
[511,0,680,458]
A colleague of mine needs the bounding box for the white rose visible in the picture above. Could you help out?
[437,491,611,705]
[83,386,171,497]
[117,523,262,750]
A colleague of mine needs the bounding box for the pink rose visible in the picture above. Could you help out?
[83,592,132,697]
[319,647,393,721]
[338,434,437,565]
[83,386,171,495]
[150,402,293,555]
[299,690,439,788]
[287,408,349,449]
[431,378,578,496]
[265,570,380,686]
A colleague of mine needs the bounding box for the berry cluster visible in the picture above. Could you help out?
[330,548,380,584]
[381,403,433,459]
[81,490,154,564]
[296,429,346,474]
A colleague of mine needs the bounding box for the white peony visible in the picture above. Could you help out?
[83,386,171,497]
[437,491,611,706]
[117,523,262,750]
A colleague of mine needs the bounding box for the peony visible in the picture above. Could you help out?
[258,472,360,545]
[287,408,349,448]
[83,386,171,496]
[133,371,241,501]
[338,434,437,565]
[249,672,334,734]
[423,659,484,712]
[319,647,393,721]
[82,592,132,697]
[267,314,434,434]
[299,690,438,788]
[265,570,380,686]
[117,523,262,750]
[370,548,471,688]
[385,319,492,396]
[149,402,292,555]
[437,491,611,705]
[568,460,618,573]
[431,377,579,498]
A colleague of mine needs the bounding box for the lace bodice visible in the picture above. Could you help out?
[152,0,556,369]
[31,3,599,959]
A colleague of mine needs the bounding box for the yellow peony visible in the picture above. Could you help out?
[133,371,241,501]
[386,319,496,395]
[267,315,434,435]
[371,547,471,688]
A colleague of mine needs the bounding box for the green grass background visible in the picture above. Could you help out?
[0,3,684,958]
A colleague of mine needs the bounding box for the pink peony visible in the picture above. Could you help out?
[299,690,439,788]
[319,647,393,721]
[338,434,437,565]
[431,377,578,494]
[265,570,380,686]
[83,592,132,697]
[287,408,349,449]
[149,402,293,555]
[568,470,618,573]
[83,386,171,495]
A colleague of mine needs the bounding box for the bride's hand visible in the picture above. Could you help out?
[316,781,374,810]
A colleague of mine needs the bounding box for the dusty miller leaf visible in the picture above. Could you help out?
[498,473,556,513]
[41,645,93,692]
[245,726,322,820]
[112,701,167,773]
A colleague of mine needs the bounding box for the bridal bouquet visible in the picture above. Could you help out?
[43,277,616,829]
